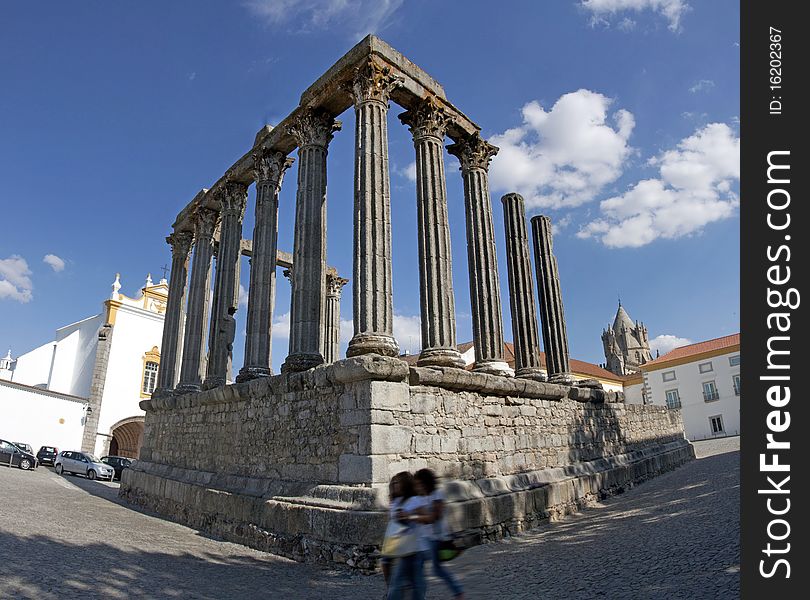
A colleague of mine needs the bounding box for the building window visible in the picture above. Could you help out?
[665,389,681,409]
[733,374,741,396]
[729,355,741,367]
[709,415,724,435]
[142,362,159,395]
[698,361,713,373]
[703,380,720,402]
[140,346,161,398]
[662,371,676,382]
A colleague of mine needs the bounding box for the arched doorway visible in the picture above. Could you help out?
[109,417,145,458]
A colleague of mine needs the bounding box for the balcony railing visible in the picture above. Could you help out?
[703,391,720,402]
[667,400,682,409]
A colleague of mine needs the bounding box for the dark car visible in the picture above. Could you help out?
[101,456,133,480]
[0,438,38,470]
[37,446,59,466]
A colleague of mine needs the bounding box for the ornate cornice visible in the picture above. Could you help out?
[287,109,342,149]
[447,134,499,172]
[167,230,194,258]
[399,96,450,142]
[253,149,294,191]
[193,208,218,240]
[350,58,403,106]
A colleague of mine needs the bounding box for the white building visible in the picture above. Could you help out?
[624,333,740,440]
[0,274,167,458]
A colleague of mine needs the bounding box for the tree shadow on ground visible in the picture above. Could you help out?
[0,530,378,600]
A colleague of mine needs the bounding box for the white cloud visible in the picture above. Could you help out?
[650,334,692,356]
[43,254,65,272]
[244,0,403,37]
[488,90,635,209]
[271,311,291,340]
[578,122,740,247]
[238,284,249,308]
[580,0,689,32]
[400,162,417,182]
[393,313,422,355]
[0,255,33,303]
[689,79,715,94]
[340,318,354,344]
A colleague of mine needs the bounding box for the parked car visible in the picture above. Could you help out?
[14,442,34,454]
[37,446,59,466]
[101,456,133,480]
[54,451,114,480]
[0,438,38,470]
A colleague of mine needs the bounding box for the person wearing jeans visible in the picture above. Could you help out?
[414,468,464,599]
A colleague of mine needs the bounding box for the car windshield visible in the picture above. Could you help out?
[13,444,29,452]
[85,454,101,463]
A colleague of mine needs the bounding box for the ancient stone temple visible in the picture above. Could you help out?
[121,36,692,570]
[602,302,653,376]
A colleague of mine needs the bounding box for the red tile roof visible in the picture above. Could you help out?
[643,333,740,368]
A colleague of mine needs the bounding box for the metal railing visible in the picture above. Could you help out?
[703,391,720,402]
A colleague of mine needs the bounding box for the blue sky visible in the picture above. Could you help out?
[0,0,739,373]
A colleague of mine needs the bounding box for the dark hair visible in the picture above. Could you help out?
[390,471,416,501]
[414,468,437,494]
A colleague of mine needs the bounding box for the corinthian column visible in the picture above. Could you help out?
[346,59,401,359]
[177,208,217,393]
[154,229,193,394]
[237,150,293,382]
[501,193,545,381]
[447,134,510,375]
[324,272,349,364]
[399,98,464,368]
[531,215,572,384]
[282,109,341,373]
[204,182,247,389]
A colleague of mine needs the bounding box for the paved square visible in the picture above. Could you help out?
[0,438,738,599]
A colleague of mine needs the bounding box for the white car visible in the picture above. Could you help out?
[54,451,115,481]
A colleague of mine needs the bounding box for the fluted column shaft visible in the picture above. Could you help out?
[204,183,247,388]
[347,59,401,358]
[238,151,293,381]
[282,109,341,373]
[400,99,464,368]
[324,273,349,364]
[155,230,193,393]
[177,209,217,392]
[448,135,509,375]
[531,215,572,383]
[501,193,545,380]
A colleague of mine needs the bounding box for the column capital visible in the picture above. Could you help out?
[326,273,349,298]
[350,58,403,106]
[167,230,194,258]
[447,134,499,172]
[253,149,294,190]
[220,181,248,216]
[399,96,450,142]
[193,208,218,239]
[287,109,342,149]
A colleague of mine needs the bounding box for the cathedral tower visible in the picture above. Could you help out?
[602,302,653,375]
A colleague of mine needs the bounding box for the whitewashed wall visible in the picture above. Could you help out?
[0,380,86,453]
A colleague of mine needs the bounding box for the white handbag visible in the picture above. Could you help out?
[381,520,419,557]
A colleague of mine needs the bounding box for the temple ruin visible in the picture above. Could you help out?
[121,35,693,570]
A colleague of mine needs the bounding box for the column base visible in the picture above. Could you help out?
[417,348,466,369]
[548,372,574,385]
[174,383,202,395]
[281,353,324,373]
[346,333,400,358]
[515,367,547,382]
[574,378,604,389]
[236,366,273,383]
[473,360,514,377]
[202,376,227,390]
[150,387,176,400]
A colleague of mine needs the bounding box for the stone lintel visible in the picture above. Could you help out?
[408,366,569,400]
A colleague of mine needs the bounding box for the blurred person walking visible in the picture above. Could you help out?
[385,471,429,600]
[414,468,464,600]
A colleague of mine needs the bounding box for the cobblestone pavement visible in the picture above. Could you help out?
[0,437,738,599]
